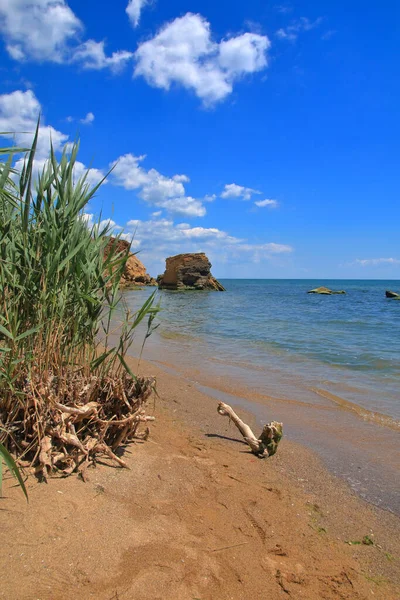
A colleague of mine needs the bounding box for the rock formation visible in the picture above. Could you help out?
[104,238,157,287]
[307,286,346,295]
[158,253,225,291]
[385,290,400,299]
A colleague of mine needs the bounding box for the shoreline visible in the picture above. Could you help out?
[131,342,400,516]
[1,355,400,598]
[123,279,400,425]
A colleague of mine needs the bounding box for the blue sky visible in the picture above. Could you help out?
[0,0,399,278]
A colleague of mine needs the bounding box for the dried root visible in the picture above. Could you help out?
[0,370,156,479]
[217,402,283,458]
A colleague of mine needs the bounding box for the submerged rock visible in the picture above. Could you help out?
[307,286,346,295]
[385,290,400,299]
[158,253,225,291]
[104,238,157,287]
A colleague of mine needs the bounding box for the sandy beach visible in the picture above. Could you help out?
[1,356,399,600]
[1,3,399,596]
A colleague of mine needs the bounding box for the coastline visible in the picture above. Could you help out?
[127,333,400,515]
[1,355,399,599]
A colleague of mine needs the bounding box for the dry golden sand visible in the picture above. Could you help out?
[1,358,399,600]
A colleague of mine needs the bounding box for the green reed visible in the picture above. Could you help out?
[0,123,158,494]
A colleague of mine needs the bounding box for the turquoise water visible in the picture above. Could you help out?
[128,279,400,420]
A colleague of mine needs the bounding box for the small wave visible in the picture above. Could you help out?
[158,329,198,343]
[310,387,400,432]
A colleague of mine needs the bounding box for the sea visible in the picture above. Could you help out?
[122,280,400,513]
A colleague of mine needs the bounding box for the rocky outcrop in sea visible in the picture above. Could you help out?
[307,286,346,295]
[104,238,157,287]
[158,253,225,291]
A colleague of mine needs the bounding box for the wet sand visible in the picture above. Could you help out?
[135,336,400,515]
[1,356,399,599]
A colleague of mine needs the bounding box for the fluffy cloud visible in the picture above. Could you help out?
[0,88,41,134]
[0,89,105,185]
[126,0,150,28]
[81,214,122,235]
[354,258,400,267]
[0,1,133,71]
[134,13,270,105]
[66,111,95,125]
[0,89,68,158]
[255,198,279,208]
[0,0,83,62]
[276,17,323,42]
[113,215,293,273]
[111,153,206,217]
[71,160,106,187]
[221,183,261,201]
[80,111,95,125]
[72,40,133,71]
[0,90,208,215]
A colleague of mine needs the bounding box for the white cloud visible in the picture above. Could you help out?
[0,89,68,158]
[0,0,83,62]
[71,160,105,187]
[126,0,150,28]
[81,212,94,227]
[111,153,206,217]
[218,33,268,74]
[6,43,25,60]
[98,218,122,232]
[275,5,293,14]
[0,93,208,216]
[81,214,121,234]
[0,1,133,71]
[65,111,95,124]
[158,197,205,217]
[13,153,105,189]
[255,198,279,208]
[0,88,41,133]
[321,30,336,41]
[134,13,270,105]
[221,183,261,201]
[276,17,322,42]
[72,40,133,71]
[0,89,105,186]
[117,215,293,273]
[354,258,400,267]
[239,242,291,253]
[80,111,95,125]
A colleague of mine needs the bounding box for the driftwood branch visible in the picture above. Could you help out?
[217,402,283,458]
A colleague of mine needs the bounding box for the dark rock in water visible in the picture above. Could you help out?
[158,253,225,291]
[307,286,346,295]
[385,290,400,299]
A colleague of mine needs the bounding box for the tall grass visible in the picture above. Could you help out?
[0,124,159,484]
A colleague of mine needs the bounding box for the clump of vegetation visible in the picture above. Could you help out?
[346,535,375,546]
[0,125,158,486]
